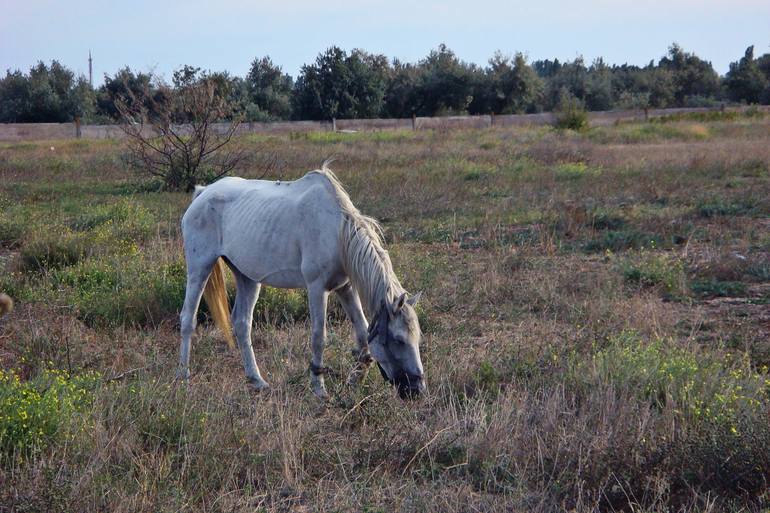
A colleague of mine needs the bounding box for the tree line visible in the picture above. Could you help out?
[2,43,770,124]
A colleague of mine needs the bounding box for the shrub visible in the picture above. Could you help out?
[18,202,154,274]
[697,199,756,218]
[621,252,687,297]
[578,332,770,498]
[254,286,309,324]
[51,256,186,327]
[47,255,310,328]
[19,229,86,272]
[584,332,767,425]
[553,162,599,180]
[0,217,25,248]
[0,369,100,460]
[746,260,770,281]
[589,209,625,230]
[553,91,588,131]
[584,230,668,252]
[68,199,154,240]
[117,67,245,192]
[690,279,747,298]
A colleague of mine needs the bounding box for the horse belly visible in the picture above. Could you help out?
[221,197,307,288]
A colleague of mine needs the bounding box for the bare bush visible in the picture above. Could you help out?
[116,67,245,191]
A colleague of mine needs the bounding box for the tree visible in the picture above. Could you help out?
[585,58,614,111]
[28,61,74,122]
[725,46,768,104]
[116,67,244,191]
[757,53,770,80]
[345,50,390,118]
[543,57,589,110]
[0,71,31,122]
[416,44,479,116]
[245,56,293,120]
[758,52,770,103]
[97,67,156,120]
[532,58,562,78]
[70,76,97,121]
[473,52,543,114]
[292,47,388,120]
[640,64,676,108]
[0,61,93,122]
[658,44,720,106]
[383,59,423,118]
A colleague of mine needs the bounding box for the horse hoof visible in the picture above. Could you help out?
[312,385,329,401]
[248,378,270,391]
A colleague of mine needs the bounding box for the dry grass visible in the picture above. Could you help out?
[1,118,769,512]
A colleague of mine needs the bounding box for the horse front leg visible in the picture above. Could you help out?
[307,283,330,400]
[335,282,372,386]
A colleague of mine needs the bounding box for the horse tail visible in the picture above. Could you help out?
[202,258,235,349]
[192,185,206,201]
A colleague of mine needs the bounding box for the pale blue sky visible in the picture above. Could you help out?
[2,0,769,85]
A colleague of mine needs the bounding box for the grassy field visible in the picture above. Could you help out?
[1,114,769,512]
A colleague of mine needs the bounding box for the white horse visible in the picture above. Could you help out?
[177,162,425,399]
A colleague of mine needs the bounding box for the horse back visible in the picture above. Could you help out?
[183,173,344,286]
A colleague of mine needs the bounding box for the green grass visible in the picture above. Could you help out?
[690,279,748,298]
[654,108,767,123]
[584,229,672,252]
[696,198,758,218]
[589,121,712,143]
[552,162,601,181]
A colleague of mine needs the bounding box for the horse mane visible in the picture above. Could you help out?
[312,161,405,316]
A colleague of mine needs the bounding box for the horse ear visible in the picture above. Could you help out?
[406,291,422,306]
[389,292,407,316]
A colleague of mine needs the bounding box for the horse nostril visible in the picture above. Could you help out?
[398,385,421,400]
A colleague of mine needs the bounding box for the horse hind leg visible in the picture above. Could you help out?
[230,266,270,390]
[178,257,217,381]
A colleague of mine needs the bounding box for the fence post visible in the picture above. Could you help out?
[75,117,81,138]
[490,112,495,127]
[412,114,416,131]
[332,118,337,132]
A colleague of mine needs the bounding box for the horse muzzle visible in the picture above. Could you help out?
[377,363,425,399]
[397,378,426,400]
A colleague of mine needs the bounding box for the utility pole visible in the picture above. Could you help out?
[88,50,93,88]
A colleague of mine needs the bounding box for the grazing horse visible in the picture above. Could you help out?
[178,163,426,399]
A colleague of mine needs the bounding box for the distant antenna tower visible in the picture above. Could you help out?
[88,50,93,87]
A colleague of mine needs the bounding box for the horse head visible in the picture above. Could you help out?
[368,292,425,399]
